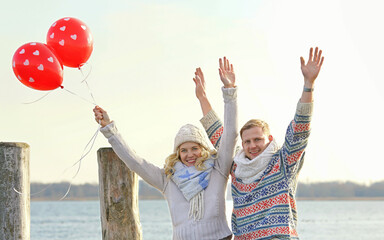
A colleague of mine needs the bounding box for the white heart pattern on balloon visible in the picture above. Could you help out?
[12,42,64,90]
[37,64,44,71]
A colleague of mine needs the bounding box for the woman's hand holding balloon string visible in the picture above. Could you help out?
[93,106,111,128]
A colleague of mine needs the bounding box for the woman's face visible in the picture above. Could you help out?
[179,142,202,167]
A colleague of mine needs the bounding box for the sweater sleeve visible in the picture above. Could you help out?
[281,101,313,179]
[214,87,238,176]
[200,110,224,150]
[100,122,167,192]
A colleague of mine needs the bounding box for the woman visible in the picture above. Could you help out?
[93,57,237,240]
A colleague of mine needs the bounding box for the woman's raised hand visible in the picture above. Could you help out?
[193,67,207,101]
[219,57,236,88]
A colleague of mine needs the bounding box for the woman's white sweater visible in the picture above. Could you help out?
[100,87,238,240]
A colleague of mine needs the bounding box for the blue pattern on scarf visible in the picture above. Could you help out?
[172,158,214,201]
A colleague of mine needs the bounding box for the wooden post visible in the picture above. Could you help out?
[97,147,142,240]
[0,142,30,240]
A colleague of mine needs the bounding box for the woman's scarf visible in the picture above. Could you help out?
[234,139,279,184]
[171,158,214,221]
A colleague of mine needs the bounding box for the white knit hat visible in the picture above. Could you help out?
[174,124,210,152]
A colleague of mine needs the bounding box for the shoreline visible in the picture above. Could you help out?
[297,197,384,201]
[31,197,384,202]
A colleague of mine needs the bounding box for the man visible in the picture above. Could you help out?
[193,47,324,239]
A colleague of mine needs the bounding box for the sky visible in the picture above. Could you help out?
[1,0,384,185]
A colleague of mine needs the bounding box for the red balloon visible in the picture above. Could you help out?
[46,17,93,68]
[12,42,64,91]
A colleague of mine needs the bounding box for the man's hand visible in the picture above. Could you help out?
[300,47,324,87]
[219,57,236,88]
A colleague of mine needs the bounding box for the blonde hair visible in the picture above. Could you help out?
[164,144,217,178]
[240,119,270,139]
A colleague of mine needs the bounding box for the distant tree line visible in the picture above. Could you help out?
[30,180,384,200]
[30,181,164,200]
[297,181,384,198]
[31,182,99,200]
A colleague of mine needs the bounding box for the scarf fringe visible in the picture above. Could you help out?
[188,191,204,221]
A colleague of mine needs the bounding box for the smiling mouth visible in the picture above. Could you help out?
[249,151,260,157]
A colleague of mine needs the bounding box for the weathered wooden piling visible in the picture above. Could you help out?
[0,142,30,240]
[97,147,142,240]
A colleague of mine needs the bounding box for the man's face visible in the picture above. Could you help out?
[241,126,272,160]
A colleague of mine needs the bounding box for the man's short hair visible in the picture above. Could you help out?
[240,119,270,139]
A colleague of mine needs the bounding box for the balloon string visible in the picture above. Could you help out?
[79,62,92,83]
[59,121,101,200]
[22,90,55,104]
[14,182,54,197]
[15,64,100,199]
[79,63,97,105]
[21,87,95,106]
[13,121,101,200]
[83,80,97,105]
[63,88,97,106]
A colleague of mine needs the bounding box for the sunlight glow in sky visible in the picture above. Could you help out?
[1,0,383,184]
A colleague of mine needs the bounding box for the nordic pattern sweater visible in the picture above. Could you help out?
[200,101,313,240]
[100,87,238,240]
